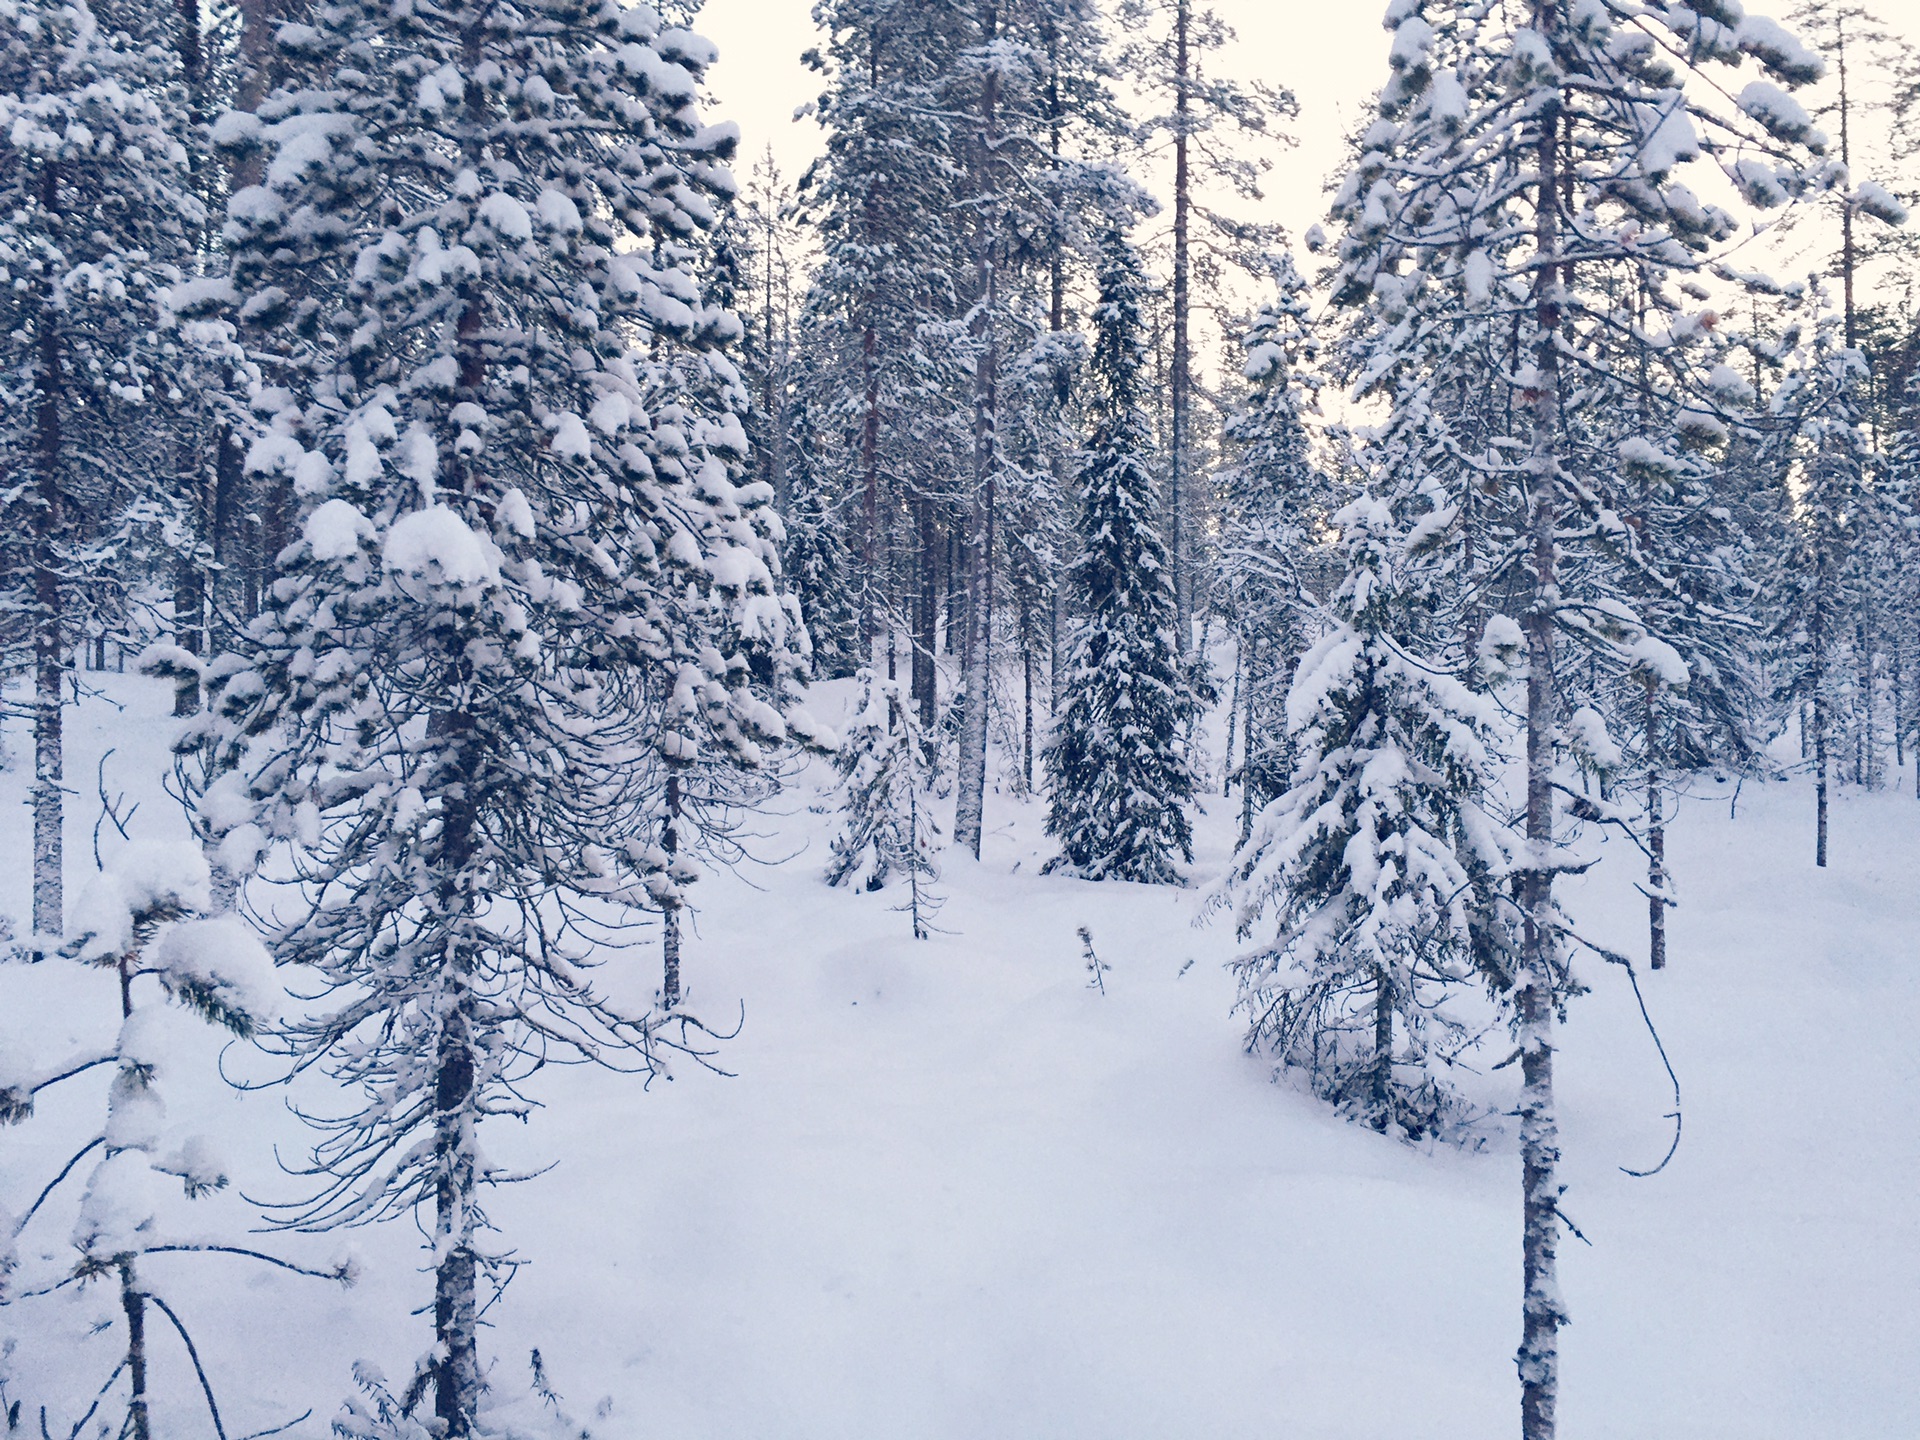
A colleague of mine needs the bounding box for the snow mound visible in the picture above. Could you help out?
[383,504,501,590]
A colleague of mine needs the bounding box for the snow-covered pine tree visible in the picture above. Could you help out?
[780,349,861,678]
[1,842,340,1440]
[827,669,941,936]
[1767,287,1889,865]
[798,0,974,671]
[1114,0,1294,649]
[0,0,201,939]
[1219,494,1515,1137]
[1331,3,1833,1431]
[1218,253,1332,842]
[202,3,809,1431]
[1044,224,1195,883]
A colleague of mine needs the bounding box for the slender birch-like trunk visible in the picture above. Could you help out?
[953,21,1001,859]
[1517,30,1567,1432]
[31,258,65,941]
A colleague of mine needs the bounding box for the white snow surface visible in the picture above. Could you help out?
[0,673,1916,1436]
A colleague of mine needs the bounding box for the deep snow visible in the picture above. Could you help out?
[1,671,1915,1438]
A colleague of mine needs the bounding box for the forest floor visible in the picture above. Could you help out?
[1,670,1915,1438]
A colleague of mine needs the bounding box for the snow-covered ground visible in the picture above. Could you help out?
[2,672,1915,1437]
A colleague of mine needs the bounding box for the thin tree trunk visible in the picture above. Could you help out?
[859,324,881,665]
[32,275,64,941]
[1371,965,1393,1132]
[1168,0,1192,653]
[1646,687,1666,971]
[1518,38,1567,1435]
[915,498,937,729]
[121,1260,151,1440]
[1815,689,1829,868]
[1224,639,1240,800]
[432,985,480,1436]
[953,24,1001,860]
[1021,597,1034,793]
[663,770,683,1007]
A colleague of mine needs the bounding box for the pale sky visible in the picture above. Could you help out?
[695,0,1394,257]
[691,0,1920,347]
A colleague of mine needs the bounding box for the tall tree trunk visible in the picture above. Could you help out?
[32,281,65,941]
[914,498,937,730]
[860,323,881,664]
[1371,965,1393,1132]
[953,24,1001,860]
[1517,38,1566,1436]
[1224,639,1240,800]
[1815,689,1830,867]
[430,709,483,1435]
[1646,687,1666,971]
[433,988,481,1436]
[1813,597,1830,866]
[1021,596,1034,793]
[1168,0,1192,654]
[663,770,683,1007]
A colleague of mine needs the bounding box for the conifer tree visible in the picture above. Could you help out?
[1,842,340,1440]
[200,3,809,1430]
[1219,253,1332,841]
[1115,0,1293,649]
[1044,226,1194,883]
[827,668,941,936]
[1768,289,1888,864]
[1331,3,1832,1431]
[0,0,200,939]
[1220,495,1516,1138]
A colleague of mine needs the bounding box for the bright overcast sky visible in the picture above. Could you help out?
[695,0,1393,254]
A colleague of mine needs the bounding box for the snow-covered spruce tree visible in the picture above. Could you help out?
[827,668,941,937]
[0,0,201,939]
[1044,225,1195,883]
[1114,0,1293,648]
[1766,290,1889,865]
[779,349,861,679]
[1332,3,1832,1432]
[1,842,342,1440]
[1218,253,1333,843]
[798,0,974,669]
[200,4,809,1432]
[946,0,1125,860]
[1219,495,1516,1137]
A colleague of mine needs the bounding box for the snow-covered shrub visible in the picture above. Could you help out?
[828,671,941,937]
[0,842,338,1440]
[1217,499,1517,1139]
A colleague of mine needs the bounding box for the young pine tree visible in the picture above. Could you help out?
[827,669,941,937]
[202,3,807,1432]
[1044,227,1195,883]
[1219,495,1515,1138]
[2,842,339,1440]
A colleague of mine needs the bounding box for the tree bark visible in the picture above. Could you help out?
[1646,687,1666,971]
[914,498,938,729]
[1371,965,1393,1132]
[31,255,65,941]
[663,770,683,1007]
[121,1260,151,1440]
[1517,30,1567,1433]
[953,19,1001,860]
[1168,0,1192,654]
[859,323,881,663]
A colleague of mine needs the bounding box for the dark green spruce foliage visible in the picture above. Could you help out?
[1045,228,1195,883]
